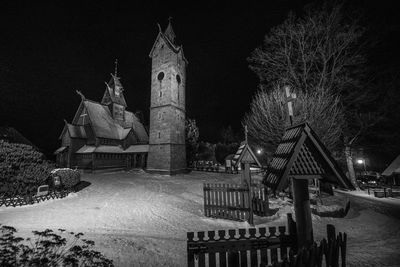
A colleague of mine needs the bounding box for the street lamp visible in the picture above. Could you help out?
[356,158,367,172]
[257,148,263,155]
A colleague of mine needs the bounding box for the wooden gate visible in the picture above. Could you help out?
[187,213,297,267]
[203,183,270,222]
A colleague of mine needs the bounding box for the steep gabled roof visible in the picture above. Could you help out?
[84,100,131,140]
[148,23,188,64]
[382,154,400,176]
[101,74,127,107]
[125,111,149,143]
[264,122,354,191]
[232,142,262,168]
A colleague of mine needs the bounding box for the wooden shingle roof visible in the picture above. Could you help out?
[264,123,354,191]
[232,142,262,168]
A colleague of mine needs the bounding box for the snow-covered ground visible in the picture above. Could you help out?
[1,170,400,266]
[335,188,400,207]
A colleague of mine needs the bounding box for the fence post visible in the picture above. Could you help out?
[187,232,195,267]
[292,178,313,248]
[287,213,298,252]
[263,186,269,216]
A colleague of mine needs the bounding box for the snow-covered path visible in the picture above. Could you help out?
[1,170,400,266]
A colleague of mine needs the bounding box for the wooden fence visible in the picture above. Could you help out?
[187,213,297,267]
[0,189,72,207]
[273,224,347,267]
[187,220,347,267]
[204,183,270,221]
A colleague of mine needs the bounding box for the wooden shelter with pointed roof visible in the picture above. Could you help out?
[232,141,262,169]
[264,122,354,192]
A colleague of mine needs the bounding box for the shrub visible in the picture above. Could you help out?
[51,168,80,189]
[0,140,55,197]
[196,142,216,161]
[0,224,113,266]
[215,142,239,164]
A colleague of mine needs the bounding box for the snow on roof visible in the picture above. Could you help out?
[84,100,131,140]
[264,122,354,191]
[75,145,96,154]
[382,154,400,176]
[125,111,148,143]
[231,142,262,168]
[54,146,67,154]
[124,144,149,153]
[67,124,86,138]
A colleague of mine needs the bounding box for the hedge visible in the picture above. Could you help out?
[0,140,54,197]
[51,168,80,189]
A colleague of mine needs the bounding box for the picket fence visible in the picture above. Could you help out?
[203,183,270,221]
[187,213,297,267]
[187,221,347,267]
[273,224,347,267]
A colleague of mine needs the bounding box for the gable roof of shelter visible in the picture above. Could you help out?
[232,141,262,168]
[382,154,400,176]
[264,122,354,191]
[148,23,188,64]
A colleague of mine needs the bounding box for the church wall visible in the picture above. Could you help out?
[74,154,92,169]
[93,153,126,169]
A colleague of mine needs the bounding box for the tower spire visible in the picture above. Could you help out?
[114,58,118,77]
[164,17,176,44]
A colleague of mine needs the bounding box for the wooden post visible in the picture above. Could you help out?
[244,162,254,225]
[292,178,313,248]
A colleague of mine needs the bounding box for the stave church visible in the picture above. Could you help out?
[55,20,187,174]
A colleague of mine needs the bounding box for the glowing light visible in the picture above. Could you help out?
[257,149,262,155]
[356,159,364,164]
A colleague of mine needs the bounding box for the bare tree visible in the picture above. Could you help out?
[244,85,345,153]
[246,2,370,188]
[248,2,365,95]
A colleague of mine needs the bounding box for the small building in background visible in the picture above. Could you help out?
[382,155,400,185]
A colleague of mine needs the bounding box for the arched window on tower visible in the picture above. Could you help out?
[158,72,164,99]
[176,74,181,102]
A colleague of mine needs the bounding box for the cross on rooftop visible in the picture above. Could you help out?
[284,85,297,126]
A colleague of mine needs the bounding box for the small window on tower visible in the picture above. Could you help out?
[158,132,161,139]
[176,74,181,85]
[158,72,164,81]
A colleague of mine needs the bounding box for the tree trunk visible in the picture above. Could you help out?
[345,145,358,190]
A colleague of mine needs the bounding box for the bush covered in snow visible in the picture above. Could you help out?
[0,224,113,266]
[0,140,54,197]
[51,168,80,189]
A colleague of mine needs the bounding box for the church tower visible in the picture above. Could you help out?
[147,19,188,174]
[101,60,127,125]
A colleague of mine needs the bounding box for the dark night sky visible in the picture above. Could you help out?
[1,1,399,159]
